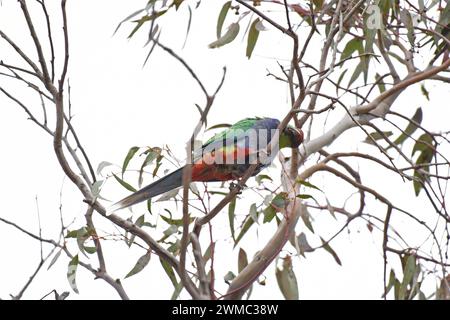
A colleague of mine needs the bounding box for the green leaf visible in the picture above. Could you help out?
[363,131,393,145]
[340,38,363,61]
[217,1,232,38]
[412,133,434,156]
[228,198,236,241]
[255,174,272,185]
[122,146,139,177]
[301,207,315,233]
[234,215,255,247]
[295,232,314,257]
[296,194,314,200]
[125,251,151,278]
[375,73,386,93]
[320,237,342,266]
[147,199,152,214]
[138,149,160,187]
[336,69,348,94]
[249,203,259,224]
[276,257,299,300]
[209,23,240,49]
[400,9,415,46]
[399,255,416,299]
[238,248,248,273]
[83,246,97,254]
[172,0,184,10]
[128,10,167,39]
[420,84,430,101]
[127,214,145,247]
[67,255,79,294]
[412,140,434,196]
[263,206,277,223]
[224,271,236,284]
[113,174,137,192]
[348,61,364,87]
[296,179,322,191]
[382,269,397,298]
[391,108,423,147]
[160,214,194,226]
[152,155,164,177]
[160,257,178,288]
[246,18,260,59]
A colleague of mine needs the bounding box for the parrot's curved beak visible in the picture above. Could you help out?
[286,126,304,148]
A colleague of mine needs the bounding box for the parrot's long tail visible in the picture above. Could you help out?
[107,167,184,214]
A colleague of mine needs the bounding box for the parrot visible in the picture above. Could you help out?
[108,117,303,213]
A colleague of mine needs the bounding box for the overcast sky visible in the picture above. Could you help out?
[0,1,448,299]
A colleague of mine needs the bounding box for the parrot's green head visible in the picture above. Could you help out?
[280,125,304,149]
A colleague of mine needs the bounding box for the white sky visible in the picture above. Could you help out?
[0,0,448,300]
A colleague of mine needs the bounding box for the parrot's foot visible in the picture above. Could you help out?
[229,181,246,194]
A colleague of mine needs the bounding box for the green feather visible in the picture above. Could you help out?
[203,118,259,146]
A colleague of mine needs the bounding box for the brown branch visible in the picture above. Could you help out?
[19,0,52,88]
[36,0,55,82]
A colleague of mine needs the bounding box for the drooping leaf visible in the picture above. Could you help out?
[216,1,232,38]
[412,133,434,156]
[138,149,160,187]
[96,161,114,176]
[363,131,393,145]
[276,257,299,300]
[128,10,167,39]
[255,174,273,185]
[125,251,151,278]
[320,237,342,266]
[340,38,363,61]
[263,193,289,223]
[122,146,139,177]
[246,18,260,59]
[234,215,255,247]
[47,248,63,270]
[152,155,164,177]
[127,214,145,247]
[375,73,386,93]
[238,248,248,273]
[294,232,314,257]
[113,174,137,192]
[160,257,178,288]
[399,255,416,299]
[249,203,259,224]
[67,255,79,294]
[160,214,194,226]
[84,246,97,254]
[209,22,240,49]
[390,108,423,147]
[336,69,348,94]
[382,269,397,298]
[412,140,434,196]
[301,207,315,233]
[91,180,104,198]
[400,9,415,46]
[348,60,364,87]
[420,84,430,101]
[296,179,322,191]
